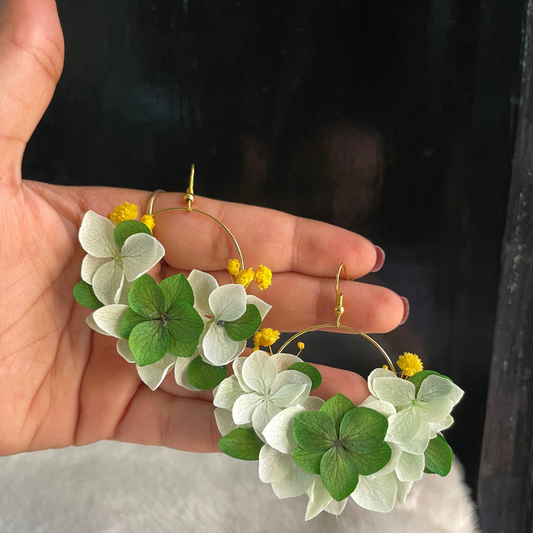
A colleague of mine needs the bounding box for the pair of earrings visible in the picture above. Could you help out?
[73,166,464,521]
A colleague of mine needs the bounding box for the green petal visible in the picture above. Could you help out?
[349,442,392,476]
[114,220,152,251]
[218,427,264,461]
[168,337,198,358]
[293,411,336,453]
[339,406,388,453]
[129,320,170,366]
[288,362,322,391]
[73,281,103,309]
[160,274,194,310]
[319,394,356,434]
[128,274,165,318]
[292,446,323,475]
[166,301,205,343]
[424,434,453,476]
[120,308,150,340]
[224,304,262,342]
[320,446,359,502]
[187,356,227,390]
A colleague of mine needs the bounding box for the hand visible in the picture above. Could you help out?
[0,0,406,457]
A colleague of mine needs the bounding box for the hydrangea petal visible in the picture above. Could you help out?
[368,368,397,397]
[271,384,309,408]
[271,369,311,395]
[252,400,281,437]
[351,473,397,513]
[429,415,454,438]
[259,444,295,483]
[92,261,125,305]
[174,351,201,392]
[271,463,314,499]
[137,353,176,391]
[116,339,136,363]
[395,474,413,504]
[305,477,334,521]
[232,357,253,393]
[263,405,305,454]
[232,393,263,425]
[324,498,348,516]
[418,375,464,406]
[359,396,397,418]
[242,351,278,394]
[92,304,129,338]
[188,270,218,317]
[214,408,239,437]
[120,233,165,282]
[374,442,402,477]
[213,375,245,409]
[203,324,240,366]
[372,377,416,406]
[270,353,303,373]
[397,451,425,482]
[386,407,422,445]
[209,284,247,322]
[86,313,110,336]
[246,294,272,320]
[417,396,453,423]
[301,396,325,411]
[81,255,110,284]
[401,423,431,455]
[79,211,116,258]
[117,277,133,306]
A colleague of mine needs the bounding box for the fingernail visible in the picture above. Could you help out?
[400,297,410,325]
[371,246,385,272]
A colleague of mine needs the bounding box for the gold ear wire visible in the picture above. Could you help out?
[277,263,397,373]
[146,165,244,269]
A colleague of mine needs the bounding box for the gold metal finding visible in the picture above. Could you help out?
[146,166,244,268]
[334,263,351,328]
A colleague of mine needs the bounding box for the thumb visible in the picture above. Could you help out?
[0,0,64,186]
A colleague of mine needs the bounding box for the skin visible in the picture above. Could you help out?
[0,0,406,457]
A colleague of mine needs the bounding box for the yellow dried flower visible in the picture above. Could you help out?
[107,202,138,225]
[140,214,155,231]
[255,264,273,290]
[228,259,241,277]
[382,365,389,370]
[397,352,423,377]
[297,342,305,350]
[236,267,255,287]
[253,328,280,351]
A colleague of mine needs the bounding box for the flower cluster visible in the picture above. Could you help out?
[227,259,273,290]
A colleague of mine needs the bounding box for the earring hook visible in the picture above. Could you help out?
[335,263,351,329]
[184,164,195,212]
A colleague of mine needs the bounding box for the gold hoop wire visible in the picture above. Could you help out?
[146,166,245,268]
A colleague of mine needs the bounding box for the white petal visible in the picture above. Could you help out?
[417,396,453,423]
[259,445,295,483]
[368,368,397,397]
[372,377,416,406]
[429,415,454,438]
[81,255,110,284]
[209,284,247,322]
[242,351,278,394]
[301,396,325,411]
[232,357,254,393]
[188,270,218,317]
[92,304,129,338]
[174,352,201,392]
[263,405,305,454]
[213,375,245,409]
[271,384,309,408]
[117,277,133,305]
[401,423,431,455]
[252,400,281,438]
[351,473,397,513]
[418,374,465,406]
[395,474,413,504]
[270,353,302,373]
[79,211,116,258]
[359,397,397,418]
[116,339,136,363]
[246,294,272,320]
[202,324,240,366]
[386,408,422,445]
[397,451,425,482]
[232,393,263,425]
[271,369,312,395]
[271,463,314,499]
[86,313,110,336]
[120,233,165,282]
[374,442,402,477]
[92,261,125,306]
[324,498,348,516]
[305,477,334,521]
[137,353,176,391]
[214,408,239,437]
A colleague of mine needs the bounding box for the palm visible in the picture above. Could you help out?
[0,0,405,457]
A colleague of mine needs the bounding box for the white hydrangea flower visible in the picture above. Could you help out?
[79,211,165,305]
[305,477,348,521]
[87,303,178,391]
[366,368,463,454]
[188,270,271,366]
[214,351,311,439]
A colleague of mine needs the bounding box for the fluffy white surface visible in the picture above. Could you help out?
[0,441,479,532]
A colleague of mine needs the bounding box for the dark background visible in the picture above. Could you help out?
[23,0,528,526]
